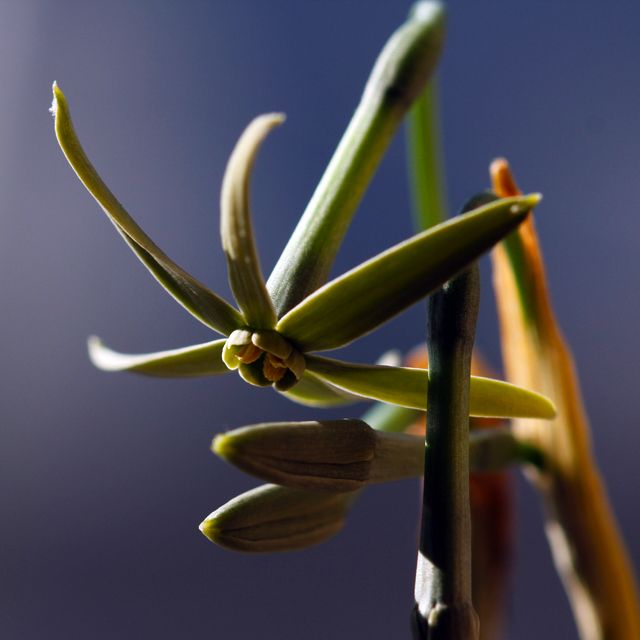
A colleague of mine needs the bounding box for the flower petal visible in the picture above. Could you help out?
[305,354,556,419]
[88,336,228,376]
[277,194,540,352]
[266,1,445,315]
[278,370,361,407]
[51,83,243,336]
[220,115,282,329]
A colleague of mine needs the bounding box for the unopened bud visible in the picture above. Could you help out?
[213,421,543,491]
[213,419,423,492]
[199,484,353,552]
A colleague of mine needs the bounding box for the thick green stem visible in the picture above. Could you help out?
[412,267,480,640]
[406,81,447,231]
[267,2,445,316]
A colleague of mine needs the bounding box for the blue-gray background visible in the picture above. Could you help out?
[2,1,639,638]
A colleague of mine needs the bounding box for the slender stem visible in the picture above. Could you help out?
[406,80,448,231]
[412,267,480,640]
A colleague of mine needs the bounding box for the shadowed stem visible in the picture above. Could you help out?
[412,267,480,640]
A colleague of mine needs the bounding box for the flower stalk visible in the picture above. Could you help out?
[412,266,480,640]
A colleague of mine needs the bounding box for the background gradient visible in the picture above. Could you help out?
[1,1,639,638]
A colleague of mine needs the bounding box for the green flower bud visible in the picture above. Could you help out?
[213,419,422,492]
[213,421,545,491]
[199,484,353,553]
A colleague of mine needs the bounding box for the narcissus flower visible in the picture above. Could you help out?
[50,76,552,419]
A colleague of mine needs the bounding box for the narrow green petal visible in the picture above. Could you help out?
[305,355,556,419]
[220,115,282,329]
[278,195,540,352]
[278,370,360,407]
[266,1,445,316]
[51,83,243,336]
[88,336,228,377]
[406,81,447,231]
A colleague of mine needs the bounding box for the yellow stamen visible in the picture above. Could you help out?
[263,354,287,383]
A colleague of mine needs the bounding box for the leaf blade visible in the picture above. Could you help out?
[278,194,540,352]
[52,83,243,336]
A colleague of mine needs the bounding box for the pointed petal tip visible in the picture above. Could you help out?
[211,433,231,459]
[490,157,509,173]
[50,81,62,117]
[539,396,557,420]
[526,192,543,206]
[87,335,107,369]
[510,193,542,216]
[246,112,287,136]
[198,516,219,543]
[263,112,286,125]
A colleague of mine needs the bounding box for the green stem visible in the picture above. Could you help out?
[267,2,445,316]
[412,267,480,640]
[406,81,448,231]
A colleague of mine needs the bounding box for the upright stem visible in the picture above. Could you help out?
[412,267,480,640]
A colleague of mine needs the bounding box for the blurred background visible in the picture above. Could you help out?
[1,1,639,638]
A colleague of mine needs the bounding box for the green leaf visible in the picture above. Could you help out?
[266,1,445,316]
[220,115,282,329]
[51,83,243,336]
[88,336,228,377]
[278,370,360,407]
[278,194,540,352]
[199,484,352,553]
[305,355,556,419]
[406,81,447,231]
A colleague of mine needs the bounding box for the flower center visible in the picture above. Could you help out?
[222,329,305,390]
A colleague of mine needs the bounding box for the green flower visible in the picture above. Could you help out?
[50,2,554,420]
